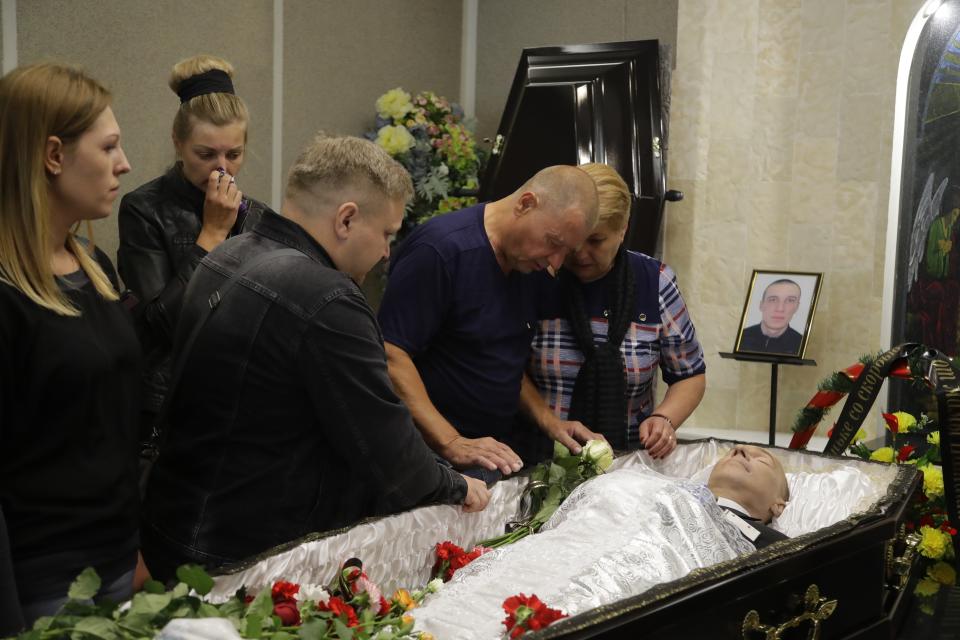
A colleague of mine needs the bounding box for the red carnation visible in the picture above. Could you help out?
[436,543,491,581]
[502,593,567,638]
[318,595,359,627]
[435,540,465,561]
[271,580,300,603]
[273,600,301,626]
[897,444,915,462]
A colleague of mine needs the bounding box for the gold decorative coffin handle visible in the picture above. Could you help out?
[742,584,838,640]
[887,530,922,591]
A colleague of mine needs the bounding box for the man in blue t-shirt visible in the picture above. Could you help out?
[378,165,601,479]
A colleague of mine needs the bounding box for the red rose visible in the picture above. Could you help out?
[273,600,301,626]
[378,595,391,616]
[271,580,300,603]
[318,595,359,627]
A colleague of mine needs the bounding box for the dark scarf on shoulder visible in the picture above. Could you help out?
[563,247,636,449]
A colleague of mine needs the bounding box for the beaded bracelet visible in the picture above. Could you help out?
[648,413,675,430]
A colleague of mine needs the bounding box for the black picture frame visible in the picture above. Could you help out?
[734,270,823,359]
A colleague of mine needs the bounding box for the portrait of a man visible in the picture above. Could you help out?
[735,271,822,358]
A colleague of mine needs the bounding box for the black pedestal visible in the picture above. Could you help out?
[719,352,817,446]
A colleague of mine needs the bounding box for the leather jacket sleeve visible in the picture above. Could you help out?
[300,290,468,510]
[117,193,207,347]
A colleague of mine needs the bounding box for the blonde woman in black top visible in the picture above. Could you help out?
[118,55,270,439]
[0,63,139,630]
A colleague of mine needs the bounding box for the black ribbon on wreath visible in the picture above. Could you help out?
[824,343,924,456]
[824,342,960,562]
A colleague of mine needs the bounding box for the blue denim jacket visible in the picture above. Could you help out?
[142,210,466,566]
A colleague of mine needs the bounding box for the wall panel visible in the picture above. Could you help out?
[17,0,274,267]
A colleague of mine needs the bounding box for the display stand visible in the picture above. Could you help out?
[718,352,817,445]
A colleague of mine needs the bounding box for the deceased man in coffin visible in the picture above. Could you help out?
[207,439,913,639]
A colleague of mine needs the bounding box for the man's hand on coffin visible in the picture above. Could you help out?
[461,475,492,512]
[441,436,523,476]
[542,417,604,456]
[639,415,677,459]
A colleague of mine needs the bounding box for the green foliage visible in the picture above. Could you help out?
[477,439,613,549]
[175,564,214,596]
[791,406,826,433]
[67,567,101,601]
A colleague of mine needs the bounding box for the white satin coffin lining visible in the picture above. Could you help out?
[208,439,899,603]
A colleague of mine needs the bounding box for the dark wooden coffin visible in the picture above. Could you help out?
[210,441,923,640]
[537,448,921,640]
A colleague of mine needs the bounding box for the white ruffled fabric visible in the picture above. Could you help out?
[413,464,754,639]
[204,440,900,632]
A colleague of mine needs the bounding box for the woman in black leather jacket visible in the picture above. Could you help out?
[118,55,270,440]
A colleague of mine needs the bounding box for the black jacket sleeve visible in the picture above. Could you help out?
[300,290,467,511]
[0,508,24,635]
[117,193,207,346]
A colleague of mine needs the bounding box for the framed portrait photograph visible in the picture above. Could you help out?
[734,270,823,358]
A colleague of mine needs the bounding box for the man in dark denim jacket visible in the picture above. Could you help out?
[141,135,489,581]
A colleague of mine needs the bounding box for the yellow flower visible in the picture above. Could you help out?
[393,588,416,611]
[376,88,414,120]
[375,125,415,156]
[928,431,940,446]
[869,447,895,463]
[402,614,415,626]
[929,561,957,586]
[923,466,945,499]
[915,577,941,597]
[418,634,435,640]
[892,411,918,432]
[919,525,951,559]
[852,428,867,442]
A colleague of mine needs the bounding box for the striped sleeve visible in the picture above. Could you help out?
[657,264,706,384]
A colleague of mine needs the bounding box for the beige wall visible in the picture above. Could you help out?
[666,0,923,436]
[475,0,678,142]
[283,0,462,176]
[12,0,462,271]
[17,0,275,266]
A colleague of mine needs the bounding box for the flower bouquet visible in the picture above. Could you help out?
[9,439,615,640]
[367,88,484,239]
[840,411,956,613]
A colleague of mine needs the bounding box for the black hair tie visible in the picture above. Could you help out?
[177,69,235,104]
